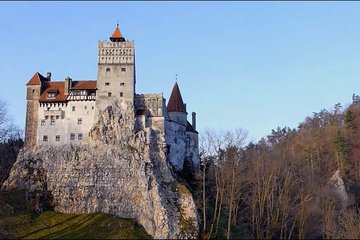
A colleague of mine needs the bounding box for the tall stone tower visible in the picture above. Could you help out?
[96,25,136,113]
[25,72,46,147]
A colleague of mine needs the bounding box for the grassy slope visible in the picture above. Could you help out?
[0,190,151,239]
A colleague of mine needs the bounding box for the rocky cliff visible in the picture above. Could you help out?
[2,101,199,239]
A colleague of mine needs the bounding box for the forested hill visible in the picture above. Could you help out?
[196,95,360,239]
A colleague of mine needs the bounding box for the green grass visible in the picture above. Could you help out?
[0,190,151,239]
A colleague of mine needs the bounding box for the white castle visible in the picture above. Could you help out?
[24,25,199,170]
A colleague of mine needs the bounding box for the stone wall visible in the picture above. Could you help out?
[25,86,40,147]
[37,101,96,146]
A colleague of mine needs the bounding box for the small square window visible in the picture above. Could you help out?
[105,82,110,86]
[78,133,83,140]
[108,92,112,97]
[121,67,126,72]
[41,120,45,126]
[72,106,75,111]
[120,83,125,86]
[56,135,60,141]
[120,92,123,97]
[50,119,55,125]
[43,135,48,141]
[78,118,82,125]
[70,133,75,140]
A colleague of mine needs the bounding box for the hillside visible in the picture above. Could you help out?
[195,97,360,239]
[0,190,151,239]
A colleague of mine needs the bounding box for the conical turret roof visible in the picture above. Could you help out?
[110,25,125,42]
[167,82,187,113]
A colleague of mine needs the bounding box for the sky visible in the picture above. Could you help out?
[1,1,360,142]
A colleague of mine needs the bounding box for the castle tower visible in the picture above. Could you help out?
[167,82,188,126]
[96,24,136,113]
[25,72,47,147]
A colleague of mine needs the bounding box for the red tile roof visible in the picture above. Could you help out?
[167,82,187,113]
[26,72,47,86]
[38,80,97,102]
[111,27,123,38]
[110,26,125,42]
[39,82,66,102]
[72,81,97,90]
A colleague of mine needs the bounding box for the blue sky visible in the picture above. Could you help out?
[1,2,360,142]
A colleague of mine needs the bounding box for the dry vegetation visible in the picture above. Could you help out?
[189,96,360,239]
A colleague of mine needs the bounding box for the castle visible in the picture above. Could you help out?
[24,25,199,170]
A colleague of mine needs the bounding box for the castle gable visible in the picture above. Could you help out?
[26,72,47,86]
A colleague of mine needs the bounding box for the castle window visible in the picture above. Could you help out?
[105,82,110,86]
[108,92,112,97]
[50,118,55,125]
[70,133,75,140]
[43,135,48,141]
[72,106,75,111]
[120,83,125,86]
[45,115,49,120]
[92,106,94,110]
[41,120,45,126]
[85,106,87,110]
[120,92,123,97]
[106,68,111,72]
[32,89,35,93]
[56,115,59,119]
[56,135,60,141]
[47,92,57,99]
[121,67,126,72]
[78,118,82,125]
[78,133,83,140]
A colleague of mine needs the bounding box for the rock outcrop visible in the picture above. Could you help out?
[3,101,199,239]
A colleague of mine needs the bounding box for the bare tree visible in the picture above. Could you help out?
[0,100,22,142]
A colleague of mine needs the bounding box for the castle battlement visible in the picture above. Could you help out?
[98,40,134,48]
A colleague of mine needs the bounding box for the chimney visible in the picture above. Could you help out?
[64,76,72,95]
[46,72,51,81]
[192,112,196,131]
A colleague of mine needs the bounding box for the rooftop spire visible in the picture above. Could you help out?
[167,82,187,113]
[110,23,125,42]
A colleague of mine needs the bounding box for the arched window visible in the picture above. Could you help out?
[106,68,111,72]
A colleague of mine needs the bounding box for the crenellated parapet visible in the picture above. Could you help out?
[98,40,135,64]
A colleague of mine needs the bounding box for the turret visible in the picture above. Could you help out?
[25,72,46,147]
[167,82,188,126]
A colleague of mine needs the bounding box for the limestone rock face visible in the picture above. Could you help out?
[329,170,349,208]
[3,101,199,239]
